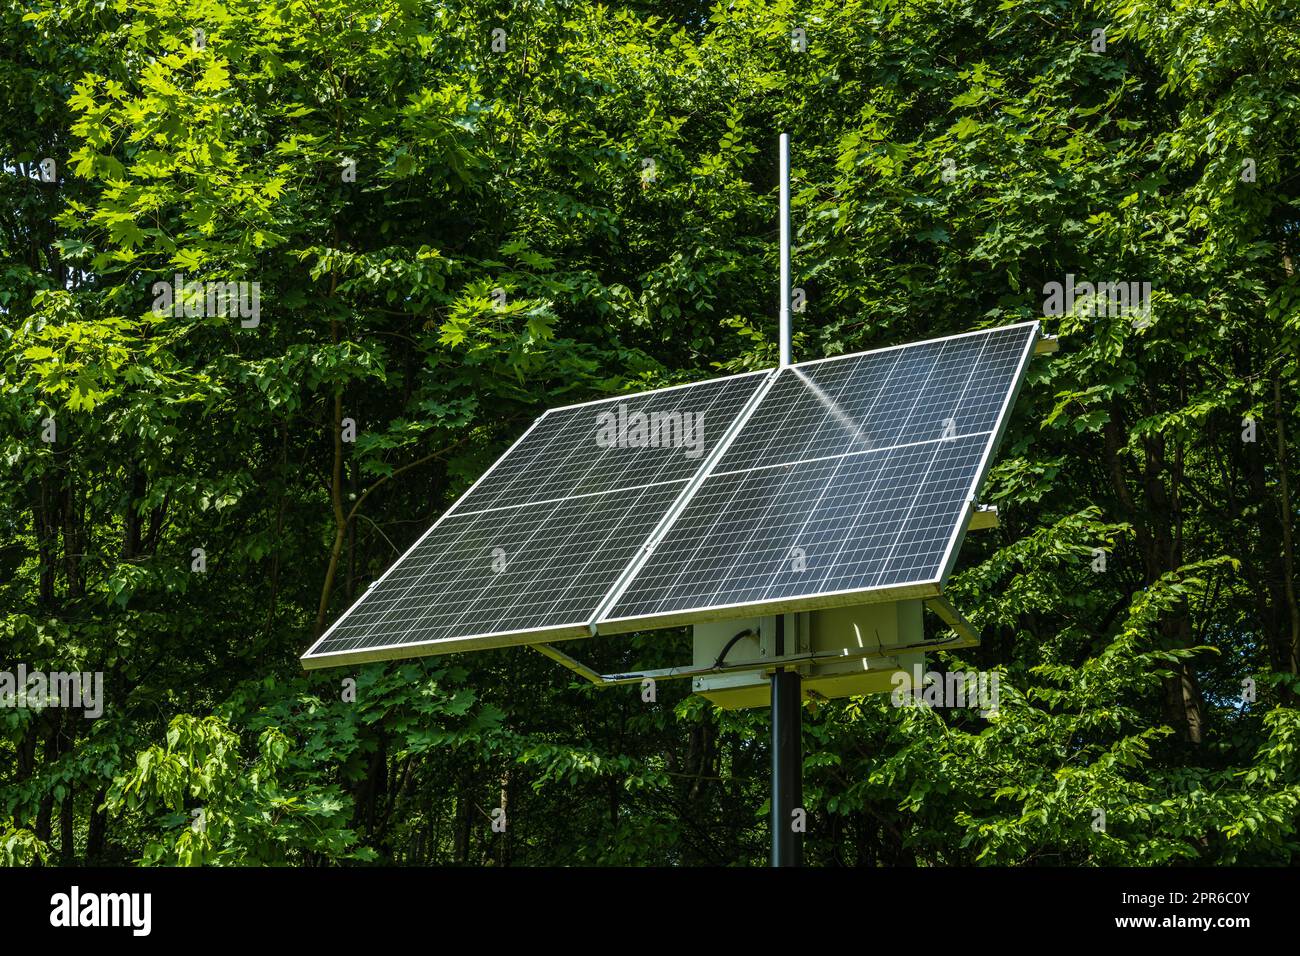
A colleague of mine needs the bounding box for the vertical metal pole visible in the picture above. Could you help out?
[778,133,792,368]
[770,615,802,867]
[772,135,801,866]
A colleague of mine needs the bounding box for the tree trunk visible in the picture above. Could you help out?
[59,785,75,865]
[1104,412,1205,742]
[86,785,109,863]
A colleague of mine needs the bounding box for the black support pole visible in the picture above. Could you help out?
[770,614,802,867]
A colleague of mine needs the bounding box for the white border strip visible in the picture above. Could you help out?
[788,319,1040,371]
[597,578,944,635]
[302,619,593,669]
[934,320,1040,584]
[585,366,782,631]
[707,430,993,480]
[454,475,690,517]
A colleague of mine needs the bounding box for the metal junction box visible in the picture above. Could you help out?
[691,601,929,710]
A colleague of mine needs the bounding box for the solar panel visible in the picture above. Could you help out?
[302,322,1038,669]
[596,322,1038,631]
[301,371,769,666]
[454,372,769,512]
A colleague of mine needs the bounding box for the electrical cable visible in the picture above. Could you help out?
[713,628,756,669]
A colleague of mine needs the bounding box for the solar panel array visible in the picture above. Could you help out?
[303,322,1038,668]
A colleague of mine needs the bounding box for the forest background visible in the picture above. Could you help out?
[2,0,1299,866]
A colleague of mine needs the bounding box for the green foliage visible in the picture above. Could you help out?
[1,819,49,866]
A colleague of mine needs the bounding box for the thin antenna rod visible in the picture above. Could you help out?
[778,133,792,368]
